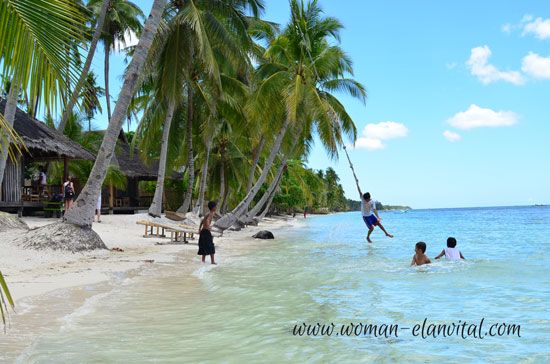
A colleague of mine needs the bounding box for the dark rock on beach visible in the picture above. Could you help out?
[252,230,274,239]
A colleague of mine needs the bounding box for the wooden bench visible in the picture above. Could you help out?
[43,201,64,218]
[136,220,196,243]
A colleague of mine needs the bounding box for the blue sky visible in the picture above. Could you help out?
[91,0,550,209]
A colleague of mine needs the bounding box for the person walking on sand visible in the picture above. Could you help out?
[63,177,75,213]
[360,191,394,243]
[198,201,217,264]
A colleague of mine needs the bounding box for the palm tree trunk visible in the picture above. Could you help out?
[0,79,19,187]
[177,81,194,213]
[214,118,290,230]
[220,187,230,213]
[148,101,175,217]
[58,0,109,132]
[244,157,287,221]
[246,136,265,194]
[243,124,302,222]
[219,160,225,214]
[258,170,282,219]
[64,0,166,227]
[104,39,112,122]
[193,137,212,216]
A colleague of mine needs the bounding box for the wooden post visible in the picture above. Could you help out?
[109,182,114,215]
[63,157,69,182]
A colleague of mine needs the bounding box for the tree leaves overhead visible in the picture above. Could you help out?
[0,0,86,114]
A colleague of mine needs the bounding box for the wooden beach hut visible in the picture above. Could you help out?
[0,100,95,216]
[101,131,159,213]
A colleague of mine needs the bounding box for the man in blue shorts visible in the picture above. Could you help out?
[361,192,394,243]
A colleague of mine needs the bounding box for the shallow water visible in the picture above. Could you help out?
[10,207,550,363]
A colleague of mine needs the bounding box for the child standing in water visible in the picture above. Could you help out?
[434,237,465,260]
[411,242,431,266]
[198,201,217,264]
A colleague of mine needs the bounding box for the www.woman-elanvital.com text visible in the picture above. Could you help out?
[292,318,521,339]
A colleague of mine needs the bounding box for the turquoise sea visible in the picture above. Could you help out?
[12,206,550,363]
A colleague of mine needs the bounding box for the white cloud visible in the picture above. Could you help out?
[354,121,408,150]
[521,52,550,79]
[443,130,461,142]
[466,46,525,85]
[114,30,139,51]
[355,138,384,150]
[522,17,550,40]
[447,104,519,130]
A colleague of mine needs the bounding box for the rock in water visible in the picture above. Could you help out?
[252,230,274,239]
[0,212,28,232]
[13,222,107,252]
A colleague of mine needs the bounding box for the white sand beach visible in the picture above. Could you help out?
[0,212,302,361]
[1,213,299,303]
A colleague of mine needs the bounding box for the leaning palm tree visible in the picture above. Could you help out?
[215,0,366,229]
[138,5,189,217]
[0,0,86,186]
[64,0,167,227]
[173,0,265,214]
[134,0,264,215]
[89,0,144,122]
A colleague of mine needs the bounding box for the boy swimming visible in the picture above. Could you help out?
[411,242,431,266]
[434,237,465,260]
[360,192,394,243]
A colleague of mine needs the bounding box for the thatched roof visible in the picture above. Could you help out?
[111,138,158,179]
[0,99,95,160]
[83,130,157,179]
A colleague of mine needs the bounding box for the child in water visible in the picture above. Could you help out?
[198,201,217,264]
[411,242,431,266]
[434,237,465,260]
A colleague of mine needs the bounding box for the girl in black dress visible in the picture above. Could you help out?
[198,201,217,264]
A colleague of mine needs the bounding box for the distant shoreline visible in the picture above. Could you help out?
[318,204,548,214]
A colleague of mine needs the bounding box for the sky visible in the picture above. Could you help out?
[90,0,550,209]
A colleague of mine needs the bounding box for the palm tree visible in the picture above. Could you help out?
[0,0,86,186]
[172,0,265,214]
[64,0,167,227]
[58,0,110,132]
[215,0,366,229]
[132,0,264,215]
[89,0,144,122]
[80,72,105,131]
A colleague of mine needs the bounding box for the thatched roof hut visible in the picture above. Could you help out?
[1,100,95,214]
[0,99,95,161]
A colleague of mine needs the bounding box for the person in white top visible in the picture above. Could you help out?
[38,167,47,196]
[435,237,465,260]
[95,191,102,223]
[360,191,394,243]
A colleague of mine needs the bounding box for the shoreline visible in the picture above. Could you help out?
[0,212,304,361]
[1,212,303,302]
